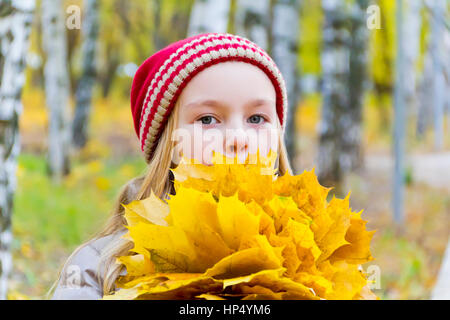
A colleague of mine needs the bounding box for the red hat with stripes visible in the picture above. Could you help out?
[130,33,288,163]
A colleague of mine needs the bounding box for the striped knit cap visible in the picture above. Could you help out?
[130,33,288,163]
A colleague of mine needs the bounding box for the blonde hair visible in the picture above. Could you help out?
[46,100,292,299]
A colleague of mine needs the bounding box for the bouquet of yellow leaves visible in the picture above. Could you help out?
[103,151,377,300]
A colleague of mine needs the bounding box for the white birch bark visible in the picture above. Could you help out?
[445,29,450,136]
[271,0,301,171]
[0,0,35,299]
[417,45,433,137]
[72,0,99,149]
[403,0,421,115]
[417,1,449,140]
[317,0,369,188]
[430,0,446,150]
[188,0,231,36]
[393,0,406,224]
[234,0,271,51]
[426,6,450,296]
[41,0,71,182]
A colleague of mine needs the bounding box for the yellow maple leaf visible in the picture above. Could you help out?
[122,191,169,227]
[216,193,261,251]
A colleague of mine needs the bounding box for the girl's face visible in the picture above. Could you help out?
[174,61,279,165]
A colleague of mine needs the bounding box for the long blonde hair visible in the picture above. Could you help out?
[47,100,293,298]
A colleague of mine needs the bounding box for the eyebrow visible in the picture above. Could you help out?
[184,99,275,109]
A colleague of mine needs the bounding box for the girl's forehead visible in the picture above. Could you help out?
[178,61,276,106]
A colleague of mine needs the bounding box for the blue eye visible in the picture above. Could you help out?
[198,116,217,125]
[248,115,265,124]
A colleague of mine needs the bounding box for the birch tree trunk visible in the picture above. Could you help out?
[72,0,99,149]
[430,0,446,150]
[188,0,231,36]
[271,0,301,172]
[0,0,35,299]
[393,0,406,224]
[234,0,271,51]
[417,45,433,137]
[344,0,368,173]
[403,0,421,119]
[428,3,450,299]
[41,0,71,182]
[317,0,369,188]
[445,29,450,137]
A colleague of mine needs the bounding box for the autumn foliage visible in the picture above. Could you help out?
[103,151,377,300]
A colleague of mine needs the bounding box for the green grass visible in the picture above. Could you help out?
[9,152,148,298]
[12,153,147,250]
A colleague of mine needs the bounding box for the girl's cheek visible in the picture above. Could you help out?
[254,127,279,157]
[172,125,199,163]
[202,129,225,165]
[174,126,223,165]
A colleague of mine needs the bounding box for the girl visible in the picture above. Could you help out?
[49,32,292,299]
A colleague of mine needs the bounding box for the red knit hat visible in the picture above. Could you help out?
[130,33,288,163]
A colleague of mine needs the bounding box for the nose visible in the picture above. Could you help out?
[224,128,248,161]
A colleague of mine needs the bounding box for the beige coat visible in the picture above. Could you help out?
[51,231,126,300]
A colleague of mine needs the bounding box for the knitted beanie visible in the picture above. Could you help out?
[130,32,288,163]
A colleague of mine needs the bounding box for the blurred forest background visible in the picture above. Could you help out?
[0,0,449,300]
